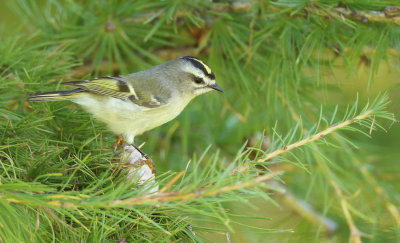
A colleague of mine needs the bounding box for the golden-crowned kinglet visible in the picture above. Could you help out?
[28,56,223,144]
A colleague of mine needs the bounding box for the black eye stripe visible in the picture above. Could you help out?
[181,56,215,80]
[194,76,205,84]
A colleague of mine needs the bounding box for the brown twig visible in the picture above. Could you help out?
[0,171,282,208]
[233,110,373,175]
[109,171,282,207]
[121,3,400,26]
[330,6,400,25]
[258,111,372,162]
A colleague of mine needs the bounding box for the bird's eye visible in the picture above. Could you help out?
[194,76,205,84]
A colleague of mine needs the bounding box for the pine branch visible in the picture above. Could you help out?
[109,171,282,207]
[67,45,400,79]
[235,99,389,240]
[2,1,399,241]
[260,112,372,162]
[121,2,400,26]
[328,5,400,25]
[268,95,393,242]
[0,171,282,209]
[234,107,376,174]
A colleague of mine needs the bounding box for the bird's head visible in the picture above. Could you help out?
[167,56,223,97]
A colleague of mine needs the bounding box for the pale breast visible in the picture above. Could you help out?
[73,95,190,137]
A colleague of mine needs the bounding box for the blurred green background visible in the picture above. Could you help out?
[0,0,399,242]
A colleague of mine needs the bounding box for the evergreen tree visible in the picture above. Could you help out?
[0,0,399,242]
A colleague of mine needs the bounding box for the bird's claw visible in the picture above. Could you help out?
[113,135,125,152]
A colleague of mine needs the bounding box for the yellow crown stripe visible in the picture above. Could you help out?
[188,57,212,74]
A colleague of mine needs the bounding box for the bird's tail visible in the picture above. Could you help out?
[27,89,85,102]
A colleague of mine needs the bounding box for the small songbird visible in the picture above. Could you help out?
[28,56,223,149]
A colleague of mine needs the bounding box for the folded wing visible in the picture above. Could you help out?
[63,76,168,109]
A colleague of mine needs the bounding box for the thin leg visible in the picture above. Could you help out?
[114,135,156,173]
[114,134,149,159]
[130,143,155,173]
[131,143,150,160]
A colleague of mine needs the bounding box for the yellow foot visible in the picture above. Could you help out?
[113,135,125,152]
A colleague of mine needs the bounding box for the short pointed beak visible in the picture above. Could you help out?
[208,84,224,92]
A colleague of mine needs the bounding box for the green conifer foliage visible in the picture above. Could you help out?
[0,1,399,242]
